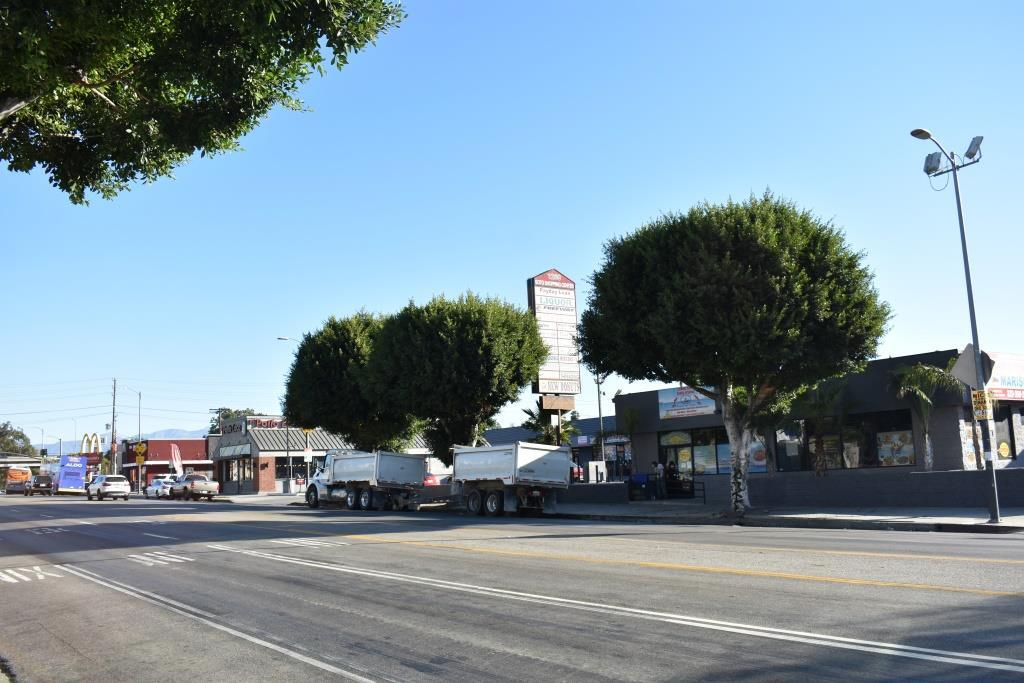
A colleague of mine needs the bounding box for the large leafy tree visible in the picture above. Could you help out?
[1,1,402,203]
[0,422,36,456]
[371,294,547,465]
[283,313,417,452]
[579,193,890,512]
[891,362,962,471]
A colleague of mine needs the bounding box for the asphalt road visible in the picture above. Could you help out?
[1,494,1022,682]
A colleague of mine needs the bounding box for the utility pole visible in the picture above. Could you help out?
[110,378,118,475]
[595,373,605,473]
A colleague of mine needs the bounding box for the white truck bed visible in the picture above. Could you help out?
[453,442,571,488]
[330,451,425,488]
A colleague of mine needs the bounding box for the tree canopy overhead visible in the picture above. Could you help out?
[370,294,547,464]
[283,313,418,452]
[1,1,403,203]
[0,421,36,456]
[579,192,890,511]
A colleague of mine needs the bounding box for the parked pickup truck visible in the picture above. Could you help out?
[452,442,571,516]
[306,449,425,510]
[168,473,219,501]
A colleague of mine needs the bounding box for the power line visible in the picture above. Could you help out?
[0,404,110,417]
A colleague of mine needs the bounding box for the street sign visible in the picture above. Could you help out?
[134,442,147,456]
[135,454,145,466]
[971,390,993,422]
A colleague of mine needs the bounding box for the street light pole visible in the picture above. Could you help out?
[911,128,999,522]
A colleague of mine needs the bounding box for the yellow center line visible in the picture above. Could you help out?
[601,536,1024,565]
[341,533,1021,597]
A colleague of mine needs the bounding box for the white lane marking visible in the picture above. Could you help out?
[78,521,96,525]
[40,514,54,518]
[0,571,19,583]
[4,569,31,582]
[27,566,63,580]
[127,554,167,566]
[55,564,377,682]
[148,552,193,563]
[143,533,178,540]
[270,538,350,548]
[205,544,1024,675]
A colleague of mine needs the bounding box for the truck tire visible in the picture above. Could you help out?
[359,488,374,511]
[484,490,504,517]
[466,489,484,516]
[346,489,360,510]
[306,487,320,509]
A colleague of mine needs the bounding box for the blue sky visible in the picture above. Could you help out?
[3,1,1023,445]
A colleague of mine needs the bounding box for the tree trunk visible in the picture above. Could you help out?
[721,397,752,513]
[0,95,32,122]
[924,431,934,471]
[813,434,827,477]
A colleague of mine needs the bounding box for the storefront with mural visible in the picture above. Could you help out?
[612,349,1022,507]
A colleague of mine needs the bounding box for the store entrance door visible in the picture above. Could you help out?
[660,445,694,497]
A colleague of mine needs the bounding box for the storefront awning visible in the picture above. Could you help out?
[217,444,251,458]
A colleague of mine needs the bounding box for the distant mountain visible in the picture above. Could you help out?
[34,427,209,455]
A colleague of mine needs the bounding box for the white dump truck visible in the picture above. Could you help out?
[452,442,571,516]
[306,449,425,511]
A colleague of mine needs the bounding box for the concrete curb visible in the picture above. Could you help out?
[550,510,1024,533]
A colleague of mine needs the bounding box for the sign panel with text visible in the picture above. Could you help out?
[527,268,581,394]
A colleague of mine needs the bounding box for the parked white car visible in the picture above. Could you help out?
[86,475,131,501]
[144,476,176,499]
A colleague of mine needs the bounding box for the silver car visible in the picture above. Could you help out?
[86,475,131,501]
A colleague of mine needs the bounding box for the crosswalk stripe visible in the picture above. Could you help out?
[5,569,31,582]
[0,571,19,583]
[127,555,166,566]
[150,552,193,562]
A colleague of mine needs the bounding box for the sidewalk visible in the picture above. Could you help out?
[553,500,1024,533]
[214,492,305,505]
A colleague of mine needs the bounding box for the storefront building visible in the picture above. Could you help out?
[612,349,1023,507]
[211,416,353,494]
[120,438,212,489]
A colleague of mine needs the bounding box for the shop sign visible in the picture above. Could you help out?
[246,417,287,429]
[658,386,715,419]
[604,434,630,444]
[659,431,691,446]
[971,390,994,422]
[527,269,581,395]
[986,352,1024,400]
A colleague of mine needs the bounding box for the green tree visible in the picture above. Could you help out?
[519,398,580,446]
[208,407,257,435]
[283,313,418,452]
[1,1,402,203]
[0,422,36,456]
[579,193,890,513]
[891,362,962,471]
[370,294,547,465]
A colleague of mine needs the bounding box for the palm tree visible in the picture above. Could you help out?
[520,399,579,446]
[891,363,962,471]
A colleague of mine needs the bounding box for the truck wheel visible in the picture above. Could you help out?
[484,490,504,517]
[466,489,484,516]
[346,489,360,510]
[359,488,373,511]
[306,487,320,509]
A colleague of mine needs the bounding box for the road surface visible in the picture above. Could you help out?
[1,494,1022,681]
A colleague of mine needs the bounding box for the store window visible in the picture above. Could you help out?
[803,410,914,469]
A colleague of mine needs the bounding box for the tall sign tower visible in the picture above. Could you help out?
[527,268,581,404]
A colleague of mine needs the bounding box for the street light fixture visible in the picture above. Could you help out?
[910,127,999,523]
